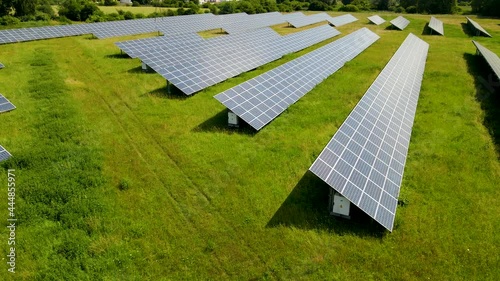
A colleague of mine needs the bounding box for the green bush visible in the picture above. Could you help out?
[123,10,135,19]
[406,5,417,13]
[135,12,145,18]
[338,4,359,12]
[132,1,141,6]
[35,12,52,21]
[104,0,118,6]
[0,15,21,25]
[106,12,124,21]
[394,6,405,13]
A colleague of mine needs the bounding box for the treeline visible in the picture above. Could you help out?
[471,0,500,17]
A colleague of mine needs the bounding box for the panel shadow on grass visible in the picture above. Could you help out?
[266,171,386,238]
[148,86,190,100]
[421,23,430,35]
[463,52,500,155]
[106,53,130,59]
[193,109,256,135]
[461,23,474,37]
[127,66,146,74]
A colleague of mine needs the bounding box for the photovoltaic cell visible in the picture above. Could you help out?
[0,94,16,113]
[159,25,340,95]
[309,33,429,231]
[214,28,379,131]
[328,14,358,27]
[367,15,385,25]
[390,16,410,30]
[428,17,444,35]
[472,41,500,81]
[466,17,492,37]
[0,145,12,162]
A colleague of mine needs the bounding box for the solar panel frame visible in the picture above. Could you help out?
[309,33,429,232]
[0,145,12,162]
[328,14,358,27]
[0,94,16,113]
[428,17,444,36]
[390,16,410,30]
[472,40,500,81]
[466,17,492,37]
[367,15,385,26]
[214,28,379,131]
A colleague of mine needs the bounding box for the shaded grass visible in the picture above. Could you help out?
[0,12,499,280]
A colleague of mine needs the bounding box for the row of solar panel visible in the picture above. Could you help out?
[154,25,342,95]
[0,93,15,162]
[0,12,356,45]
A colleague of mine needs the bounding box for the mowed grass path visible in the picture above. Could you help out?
[0,12,499,280]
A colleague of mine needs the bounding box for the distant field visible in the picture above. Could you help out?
[0,12,499,280]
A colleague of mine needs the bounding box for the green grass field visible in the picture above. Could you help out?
[99,5,179,15]
[0,12,499,280]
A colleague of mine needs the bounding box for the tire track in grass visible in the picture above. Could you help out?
[63,40,236,277]
[70,39,268,275]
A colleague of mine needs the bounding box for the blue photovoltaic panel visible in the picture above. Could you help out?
[328,14,358,27]
[115,33,203,58]
[0,145,12,162]
[139,28,281,74]
[309,33,429,231]
[160,25,340,95]
[367,15,385,25]
[0,94,16,113]
[287,12,331,28]
[390,16,410,30]
[466,17,492,37]
[472,41,500,81]
[214,28,379,131]
[428,17,444,36]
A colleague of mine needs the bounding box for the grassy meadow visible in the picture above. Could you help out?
[0,11,499,280]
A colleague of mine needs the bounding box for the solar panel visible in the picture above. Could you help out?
[367,15,385,26]
[428,17,444,35]
[138,28,281,74]
[222,12,297,34]
[466,17,492,37]
[472,41,500,81]
[159,25,340,95]
[0,145,12,162]
[287,12,330,28]
[115,33,203,58]
[390,16,410,30]
[309,33,429,232]
[214,28,379,131]
[328,14,358,27]
[0,94,16,113]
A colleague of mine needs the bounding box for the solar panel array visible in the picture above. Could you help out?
[0,12,299,44]
[116,33,204,58]
[287,12,330,28]
[472,41,500,81]
[328,14,358,27]
[466,17,492,37]
[158,25,340,95]
[309,33,429,231]
[428,17,444,36]
[390,16,410,30]
[0,145,11,162]
[214,28,380,131]
[367,15,386,26]
[0,94,16,113]
[139,28,281,74]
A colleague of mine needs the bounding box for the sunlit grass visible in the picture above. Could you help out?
[0,12,499,280]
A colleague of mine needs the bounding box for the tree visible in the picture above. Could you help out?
[472,0,500,16]
[14,0,37,17]
[59,0,101,21]
[0,0,15,17]
[417,0,457,14]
